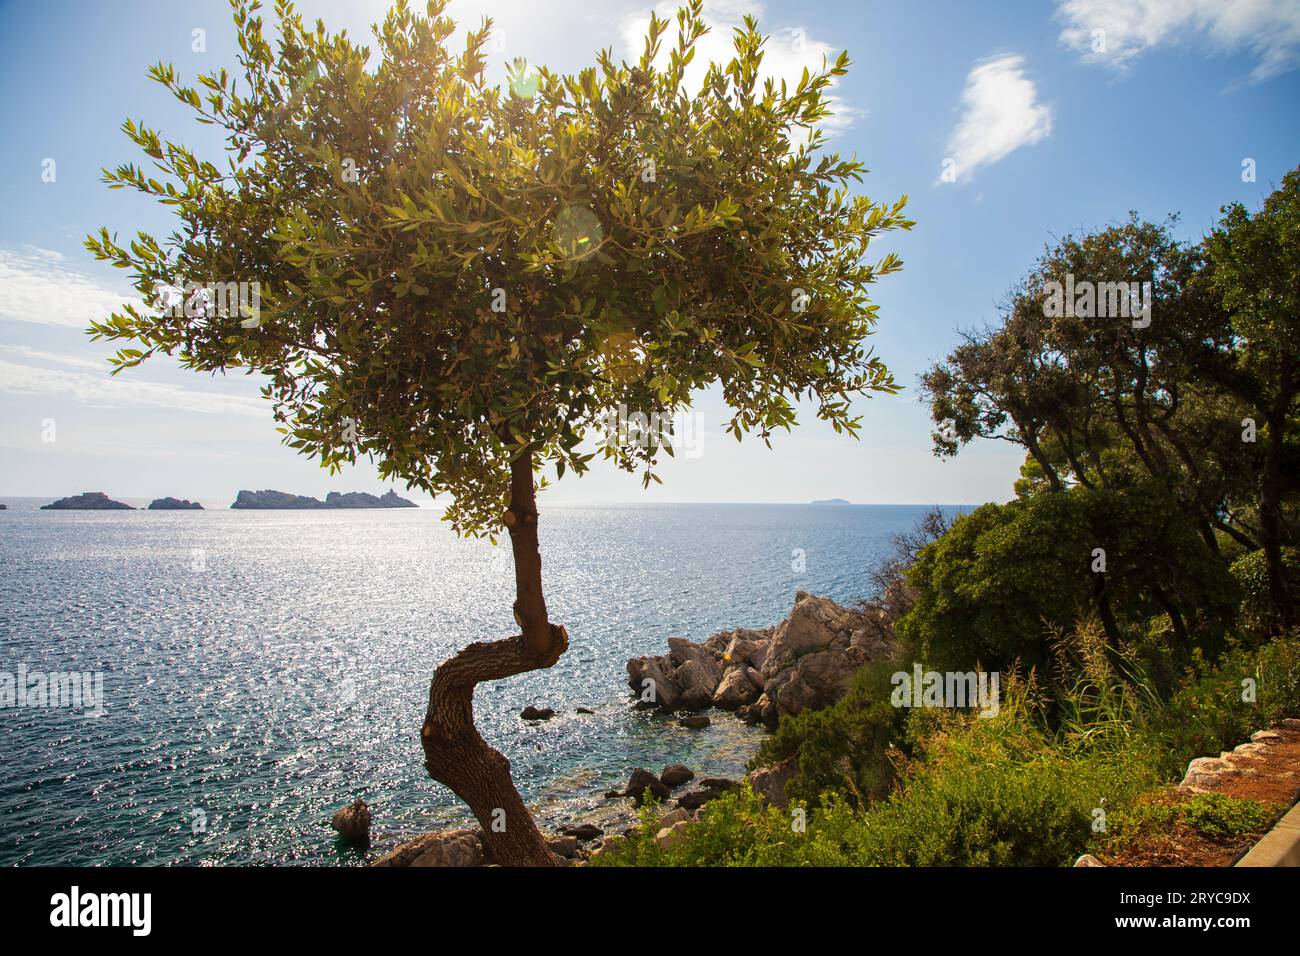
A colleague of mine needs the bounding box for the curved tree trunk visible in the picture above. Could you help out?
[420,448,568,866]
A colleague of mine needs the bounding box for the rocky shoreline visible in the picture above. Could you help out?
[357,591,905,866]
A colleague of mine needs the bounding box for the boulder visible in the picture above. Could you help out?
[774,647,866,717]
[762,593,845,678]
[627,656,681,711]
[371,829,482,867]
[660,764,694,788]
[678,714,710,729]
[330,797,372,844]
[520,705,556,721]
[546,835,580,859]
[655,820,690,850]
[675,657,722,701]
[625,768,671,806]
[677,777,739,811]
[1179,756,1237,792]
[657,807,690,830]
[591,834,625,860]
[713,666,761,710]
[748,756,797,809]
[678,687,713,712]
[561,823,603,841]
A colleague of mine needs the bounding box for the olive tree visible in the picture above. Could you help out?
[86,0,911,864]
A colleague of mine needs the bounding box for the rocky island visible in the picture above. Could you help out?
[148,497,203,510]
[231,489,418,509]
[41,492,134,510]
[325,490,418,509]
[811,497,851,505]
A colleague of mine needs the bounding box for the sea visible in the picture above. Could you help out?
[0,499,969,865]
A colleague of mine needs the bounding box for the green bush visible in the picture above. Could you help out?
[752,659,909,808]
[1230,547,1300,638]
[897,483,1236,675]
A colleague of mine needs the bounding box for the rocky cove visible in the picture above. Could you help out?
[360,590,905,866]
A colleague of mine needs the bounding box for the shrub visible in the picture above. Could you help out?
[752,659,909,808]
[897,483,1236,675]
[1230,547,1300,639]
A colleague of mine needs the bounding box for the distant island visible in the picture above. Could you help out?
[231,489,418,509]
[41,492,134,510]
[148,497,203,510]
[810,498,851,506]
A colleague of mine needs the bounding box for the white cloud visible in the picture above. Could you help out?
[0,250,271,418]
[940,54,1052,185]
[620,1,860,135]
[0,355,267,418]
[1057,0,1300,81]
[0,248,133,330]
[0,344,109,372]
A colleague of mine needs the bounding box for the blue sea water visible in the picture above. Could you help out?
[0,500,967,866]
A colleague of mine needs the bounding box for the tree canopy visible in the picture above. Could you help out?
[87,0,911,536]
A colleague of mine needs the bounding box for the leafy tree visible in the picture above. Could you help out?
[85,0,911,863]
[1205,168,1300,629]
[920,216,1260,556]
[896,483,1235,675]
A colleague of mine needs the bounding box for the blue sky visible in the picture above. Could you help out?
[1,0,1298,506]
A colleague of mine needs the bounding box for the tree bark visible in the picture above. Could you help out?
[420,448,568,866]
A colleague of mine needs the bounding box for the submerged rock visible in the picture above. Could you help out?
[330,798,371,844]
[624,768,671,806]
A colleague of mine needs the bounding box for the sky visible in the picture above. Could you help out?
[1,0,1298,506]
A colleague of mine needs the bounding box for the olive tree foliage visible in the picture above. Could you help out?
[86,0,912,538]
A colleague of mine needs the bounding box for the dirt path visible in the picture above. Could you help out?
[1093,719,1300,867]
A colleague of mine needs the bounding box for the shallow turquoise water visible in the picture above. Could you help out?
[0,501,965,865]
